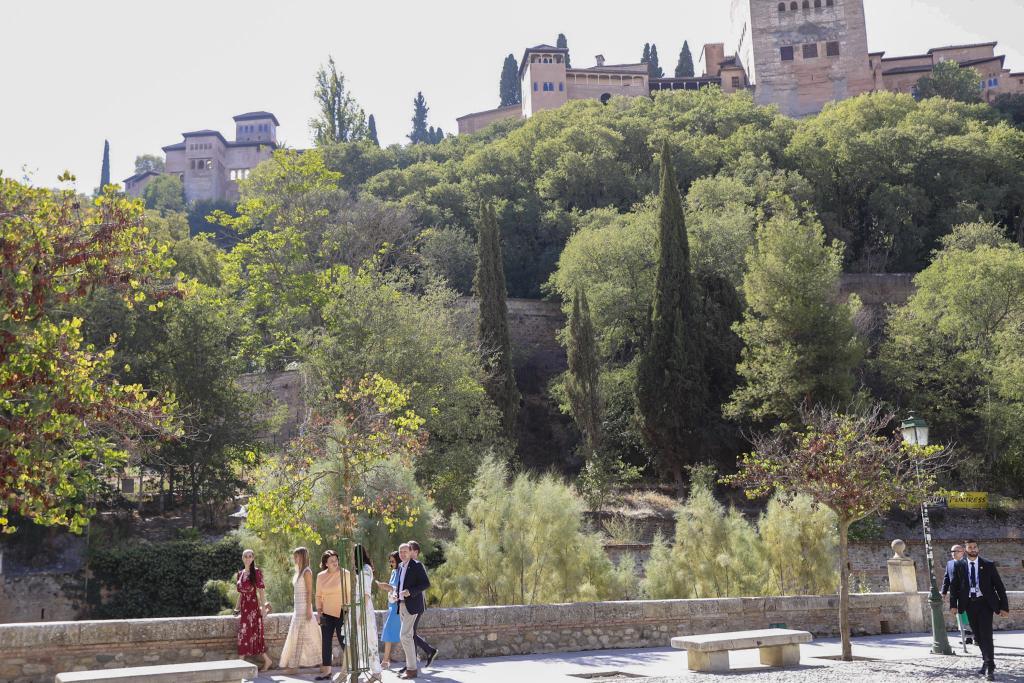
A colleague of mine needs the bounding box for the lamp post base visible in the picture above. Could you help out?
[929,588,953,655]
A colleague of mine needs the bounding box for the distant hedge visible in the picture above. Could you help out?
[88,537,241,618]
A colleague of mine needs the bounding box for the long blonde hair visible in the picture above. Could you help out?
[292,546,310,581]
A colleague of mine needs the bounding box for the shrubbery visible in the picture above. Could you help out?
[88,536,241,618]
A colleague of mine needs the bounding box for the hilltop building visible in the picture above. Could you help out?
[124,111,279,203]
[458,0,1022,132]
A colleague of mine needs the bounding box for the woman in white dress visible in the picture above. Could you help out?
[279,546,321,673]
[349,544,382,682]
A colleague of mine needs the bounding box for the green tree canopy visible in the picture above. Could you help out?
[636,145,709,491]
[675,41,694,78]
[142,174,185,214]
[310,55,369,146]
[878,222,1024,491]
[134,154,165,175]
[409,92,431,144]
[474,203,519,439]
[431,456,634,606]
[499,53,521,107]
[726,205,863,423]
[557,33,571,68]
[0,177,181,532]
[100,139,110,189]
[915,60,983,103]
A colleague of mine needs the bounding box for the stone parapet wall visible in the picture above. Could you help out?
[4,593,1023,683]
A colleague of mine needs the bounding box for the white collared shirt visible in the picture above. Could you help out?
[968,558,981,597]
[399,560,409,596]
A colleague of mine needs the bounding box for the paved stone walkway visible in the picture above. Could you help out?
[251,631,1024,682]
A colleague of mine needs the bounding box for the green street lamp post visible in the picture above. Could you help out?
[900,412,953,656]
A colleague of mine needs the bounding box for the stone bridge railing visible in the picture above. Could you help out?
[3,592,1024,683]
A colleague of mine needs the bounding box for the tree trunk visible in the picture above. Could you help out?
[189,465,198,529]
[672,464,685,498]
[158,469,165,514]
[839,519,852,661]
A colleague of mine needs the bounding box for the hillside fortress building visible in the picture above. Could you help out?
[457,0,1023,133]
[124,111,278,203]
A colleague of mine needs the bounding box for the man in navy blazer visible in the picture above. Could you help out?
[396,541,437,679]
[949,539,1009,680]
[942,544,974,644]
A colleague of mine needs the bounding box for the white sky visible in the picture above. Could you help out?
[2,0,1022,192]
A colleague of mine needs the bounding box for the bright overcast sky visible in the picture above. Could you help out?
[2,0,1022,192]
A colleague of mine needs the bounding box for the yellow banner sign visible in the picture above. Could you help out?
[945,491,988,509]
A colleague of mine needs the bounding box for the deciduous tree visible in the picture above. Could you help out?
[134,154,165,175]
[0,176,181,533]
[915,60,982,103]
[310,56,368,146]
[727,405,951,660]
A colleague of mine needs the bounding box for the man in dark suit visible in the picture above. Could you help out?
[949,539,1009,680]
[396,541,437,679]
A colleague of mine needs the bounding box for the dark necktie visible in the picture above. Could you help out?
[971,562,978,590]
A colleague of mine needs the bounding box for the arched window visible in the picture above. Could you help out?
[790,2,798,9]
[815,0,822,6]
[778,2,786,10]
[826,0,834,5]
[802,0,810,8]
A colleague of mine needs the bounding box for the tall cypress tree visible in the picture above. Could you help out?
[557,33,571,68]
[649,44,664,78]
[641,43,651,66]
[636,144,707,493]
[676,41,695,78]
[474,202,519,438]
[367,114,380,146]
[499,53,521,107]
[408,92,430,144]
[100,140,110,190]
[566,287,603,455]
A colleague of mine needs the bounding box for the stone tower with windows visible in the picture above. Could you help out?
[520,44,570,117]
[732,0,874,116]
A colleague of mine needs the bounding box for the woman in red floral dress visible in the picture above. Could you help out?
[234,549,274,671]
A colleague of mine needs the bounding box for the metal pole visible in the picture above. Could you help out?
[920,499,953,655]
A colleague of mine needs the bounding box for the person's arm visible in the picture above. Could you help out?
[304,569,315,620]
[941,564,951,595]
[233,572,241,615]
[403,563,430,599]
[256,569,270,614]
[315,572,324,614]
[992,563,1009,614]
[949,562,962,614]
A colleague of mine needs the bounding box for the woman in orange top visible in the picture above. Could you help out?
[315,549,350,681]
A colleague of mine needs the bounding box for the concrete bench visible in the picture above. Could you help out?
[55,659,258,683]
[671,628,813,672]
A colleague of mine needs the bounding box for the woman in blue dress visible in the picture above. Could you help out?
[374,551,402,669]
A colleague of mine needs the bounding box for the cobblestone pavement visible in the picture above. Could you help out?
[253,631,1024,683]
[639,655,1024,682]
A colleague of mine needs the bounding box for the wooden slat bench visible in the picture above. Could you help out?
[671,628,813,672]
[54,659,258,683]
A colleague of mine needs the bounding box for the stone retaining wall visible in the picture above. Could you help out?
[3,593,1024,683]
